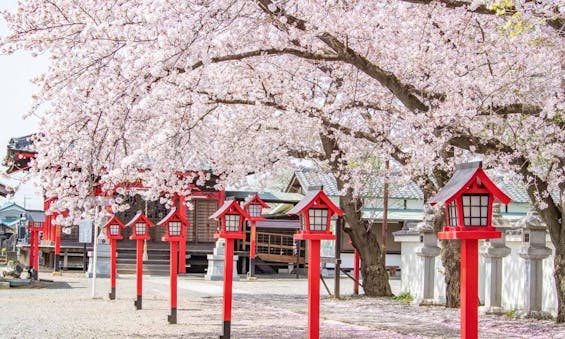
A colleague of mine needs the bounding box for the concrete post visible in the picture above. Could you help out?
[517,209,551,319]
[480,204,511,314]
[415,207,440,306]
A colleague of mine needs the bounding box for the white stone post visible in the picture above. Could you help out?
[415,207,440,305]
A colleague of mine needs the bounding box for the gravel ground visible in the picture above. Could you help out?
[1,272,564,338]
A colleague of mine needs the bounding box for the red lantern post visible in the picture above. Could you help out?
[209,200,249,339]
[353,247,360,295]
[430,162,511,339]
[287,190,343,339]
[103,215,125,300]
[27,221,44,280]
[125,211,154,310]
[157,208,189,324]
[243,194,270,277]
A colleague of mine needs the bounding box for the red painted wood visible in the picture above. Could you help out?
[170,241,178,309]
[55,225,61,255]
[461,239,479,339]
[178,195,187,274]
[353,248,360,295]
[308,240,321,339]
[250,221,256,259]
[111,239,117,290]
[223,238,234,323]
[28,230,34,268]
[136,239,143,299]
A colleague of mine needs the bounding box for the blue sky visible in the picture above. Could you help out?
[0,1,46,162]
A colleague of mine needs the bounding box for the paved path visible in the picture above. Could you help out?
[1,273,563,338]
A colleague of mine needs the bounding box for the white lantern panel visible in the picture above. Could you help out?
[225,214,240,232]
[110,224,120,236]
[249,204,262,218]
[169,221,182,236]
[462,194,489,226]
[308,208,329,232]
[135,222,146,235]
[448,202,458,226]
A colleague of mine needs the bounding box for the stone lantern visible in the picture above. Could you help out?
[415,206,440,305]
[517,208,551,318]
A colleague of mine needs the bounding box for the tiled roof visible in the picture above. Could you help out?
[294,169,424,199]
[363,177,424,200]
[294,170,340,196]
[293,169,541,203]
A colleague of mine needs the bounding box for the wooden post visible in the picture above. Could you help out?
[168,241,178,324]
[109,238,117,300]
[250,220,256,276]
[134,239,143,310]
[334,217,342,299]
[307,239,321,339]
[353,248,360,295]
[221,238,235,338]
[461,239,479,339]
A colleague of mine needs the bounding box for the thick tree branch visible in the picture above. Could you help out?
[256,0,431,113]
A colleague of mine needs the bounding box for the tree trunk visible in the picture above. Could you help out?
[441,240,461,307]
[318,132,392,297]
[427,168,461,308]
[341,187,392,297]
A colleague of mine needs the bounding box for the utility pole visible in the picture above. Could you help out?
[382,160,389,264]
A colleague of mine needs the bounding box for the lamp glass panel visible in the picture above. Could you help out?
[448,202,458,226]
[225,214,240,232]
[169,221,182,236]
[110,224,120,236]
[249,204,262,218]
[135,222,146,235]
[462,194,489,226]
[308,208,329,232]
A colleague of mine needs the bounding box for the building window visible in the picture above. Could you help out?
[448,202,458,226]
[462,194,489,226]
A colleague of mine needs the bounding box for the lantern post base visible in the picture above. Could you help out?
[220,320,231,339]
[54,254,61,272]
[134,296,142,310]
[168,308,177,324]
[249,257,255,277]
[109,288,116,300]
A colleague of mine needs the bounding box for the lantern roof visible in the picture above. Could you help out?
[287,190,344,216]
[429,161,511,206]
[209,200,250,220]
[125,210,154,227]
[243,194,270,209]
[102,214,125,229]
[156,207,189,227]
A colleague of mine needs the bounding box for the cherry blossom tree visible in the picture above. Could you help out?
[2,0,563,319]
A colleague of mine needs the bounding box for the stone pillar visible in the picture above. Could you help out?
[480,204,511,314]
[86,231,111,278]
[415,207,440,306]
[517,209,551,319]
[205,238,239,281]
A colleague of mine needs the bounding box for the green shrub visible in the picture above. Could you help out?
[392,292,414,303]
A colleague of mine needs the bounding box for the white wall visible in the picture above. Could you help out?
[396,231,557,315]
